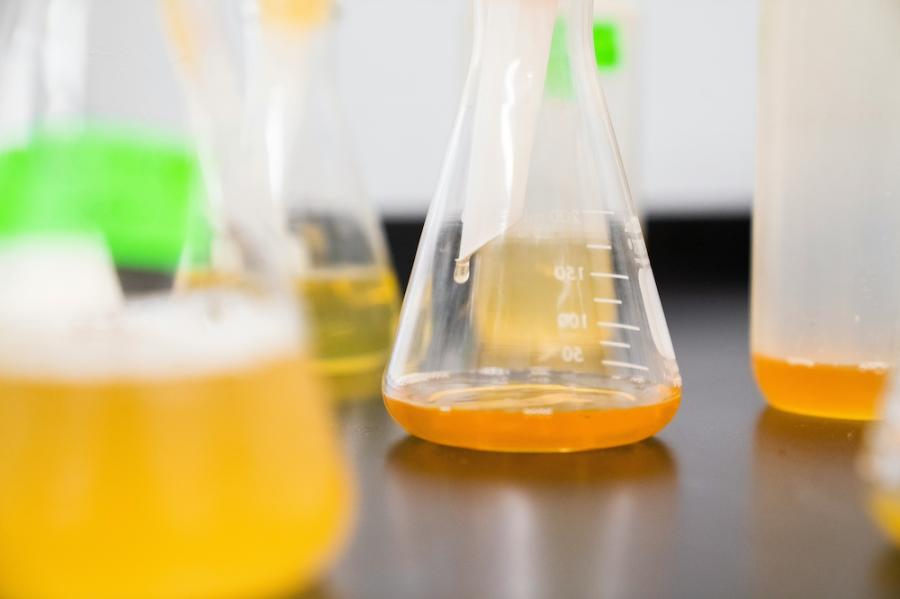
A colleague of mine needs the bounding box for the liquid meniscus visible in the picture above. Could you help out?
[385,379,680,453]
[752,353,888,420]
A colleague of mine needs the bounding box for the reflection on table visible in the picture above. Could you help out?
[752,408,900,598]
[384,437,678,598]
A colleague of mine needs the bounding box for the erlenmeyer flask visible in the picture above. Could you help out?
[246,1,400,400]
[0,1,351,597]
[384,0,681,453]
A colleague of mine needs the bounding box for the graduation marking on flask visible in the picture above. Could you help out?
[602,360,650,372]
[597,321,641,332]
[600,340,631,349]
[594,297,623,305]
[591,272,629,280]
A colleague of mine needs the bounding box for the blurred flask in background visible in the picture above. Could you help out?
[0,0,353,597]
[247,0,401,401]
[751,0,900,420]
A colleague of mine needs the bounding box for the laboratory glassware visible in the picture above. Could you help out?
[244,0,400,400]
[384,0,681,453]
[0,1,351,597]
[752,0,900,420]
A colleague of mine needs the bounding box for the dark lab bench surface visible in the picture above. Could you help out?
[308,289,900,599]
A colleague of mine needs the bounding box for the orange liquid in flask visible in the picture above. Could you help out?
[385,384,680,453]
[752,353,888,420]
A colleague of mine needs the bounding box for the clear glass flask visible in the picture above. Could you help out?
[752,0,900,420]
[245,1,400,400]
[0,1,351,597]
[384,0,681,453]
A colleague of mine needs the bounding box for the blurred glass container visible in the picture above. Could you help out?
[249,2,401,401]
[0,1,352,597]
[751,0,900,420]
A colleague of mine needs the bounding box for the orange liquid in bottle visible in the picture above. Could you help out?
[752,353,888,420]
[384,383,680,453]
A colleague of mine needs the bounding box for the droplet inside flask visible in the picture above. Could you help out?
[454,258,471,284]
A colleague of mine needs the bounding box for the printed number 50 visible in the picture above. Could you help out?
[562,346,584,363]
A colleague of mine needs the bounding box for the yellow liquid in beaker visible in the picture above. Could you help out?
[181,266,398,400]
[385,384,681,453]
[752,354,888,420]
[0,356,350,599]
[298,266,399,399]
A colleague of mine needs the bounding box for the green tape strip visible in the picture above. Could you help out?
[546,19,623,99]
[593,22,621,70]
[0,128,201,272]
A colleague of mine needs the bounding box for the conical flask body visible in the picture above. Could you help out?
[0,1,351,597]
[384,0,681,453]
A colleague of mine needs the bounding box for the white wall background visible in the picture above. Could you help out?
[336,0,758,216]
[86,0,759,217]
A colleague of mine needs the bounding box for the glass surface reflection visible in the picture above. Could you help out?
[385,438,677,598]
[753,408,900,597]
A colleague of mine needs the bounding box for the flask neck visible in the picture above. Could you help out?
[472,0,597,60]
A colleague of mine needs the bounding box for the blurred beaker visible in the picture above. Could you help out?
[0,1,352,597]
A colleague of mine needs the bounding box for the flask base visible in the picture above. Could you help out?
[384,381,680,453]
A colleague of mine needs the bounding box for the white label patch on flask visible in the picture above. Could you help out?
[458,0,559,263]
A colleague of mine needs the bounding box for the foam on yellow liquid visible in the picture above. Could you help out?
[298,266,400,399]
[0,295,351,599]
[385,236,681,452]
[752,354,888,420]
